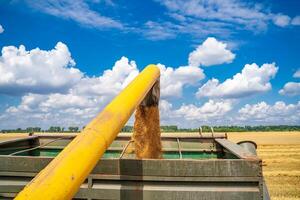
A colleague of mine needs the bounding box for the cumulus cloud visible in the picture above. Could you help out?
[174,99,233,121]
[0,40,207,128]
[0,42,138,97]
[158,99,234,126]
[73,57,204,99]
[1,55,140,128]
[158,63,205,97]
[1,36,234,100]
[159,99,174,122]
[162,99,300,126]
[6,93,97,114]
[158,37,234,98]
[293,69,300,78]
[0,42,141,128]
[0,42,82,95]
[272,14,291,27]
[0,40,209,99]
[188,37,235,67]
[196,63,278,98]
[4,93,100,128]
[161,99,300,127]
[238,101,300,124]
[1,38,296,128]
[0,39,210,128]
[73,56,139,97]
[279,82,300,96]
[0,24,4,33]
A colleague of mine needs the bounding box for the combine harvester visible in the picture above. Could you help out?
[0,65,269,199]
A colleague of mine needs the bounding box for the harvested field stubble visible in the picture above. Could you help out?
[228,132,300,200]
[257,144,300,200]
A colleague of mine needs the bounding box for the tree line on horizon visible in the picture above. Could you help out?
[1,125,300,133]
[123,125,300,132]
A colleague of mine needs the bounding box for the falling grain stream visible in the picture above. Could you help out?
[132,105,162,159]
[128,80,162,159]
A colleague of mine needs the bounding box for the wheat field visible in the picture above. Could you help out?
[228,132,300,200]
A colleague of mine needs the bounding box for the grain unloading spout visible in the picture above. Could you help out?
[15,65,160,200]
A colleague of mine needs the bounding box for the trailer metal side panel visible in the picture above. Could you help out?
[0,134,264,200]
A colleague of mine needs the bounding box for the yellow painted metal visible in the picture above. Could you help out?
[15,65,160,200]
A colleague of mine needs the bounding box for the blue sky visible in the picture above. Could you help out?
[0,0,299,129]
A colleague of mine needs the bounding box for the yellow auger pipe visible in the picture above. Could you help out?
[15,65,160,200]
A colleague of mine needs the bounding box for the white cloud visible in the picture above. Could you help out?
[0,42,82,95]
[153,38,232,99]
[279,82,300,96]
[188,37,235,67]
[1,37,297,128]
[174,99,233,121]
[4,93,100,128]
[159,99,174,121]
[1,55,140,128]
[158,99,234,127]
[6,93,96,113]
[293,69,300,78]
[196,63,278,98]
[157,63,205,98]
[73,56,139,97]
[0,39,210,128]
[0,42,138,97]
[26,0,123,29]
[272,14,291,27]
[0,24,4,33]
[0,40,141,128]
[238,101,300,124]
[291,16,300,26]
[160,99,300,127]
[39,93,96,110]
